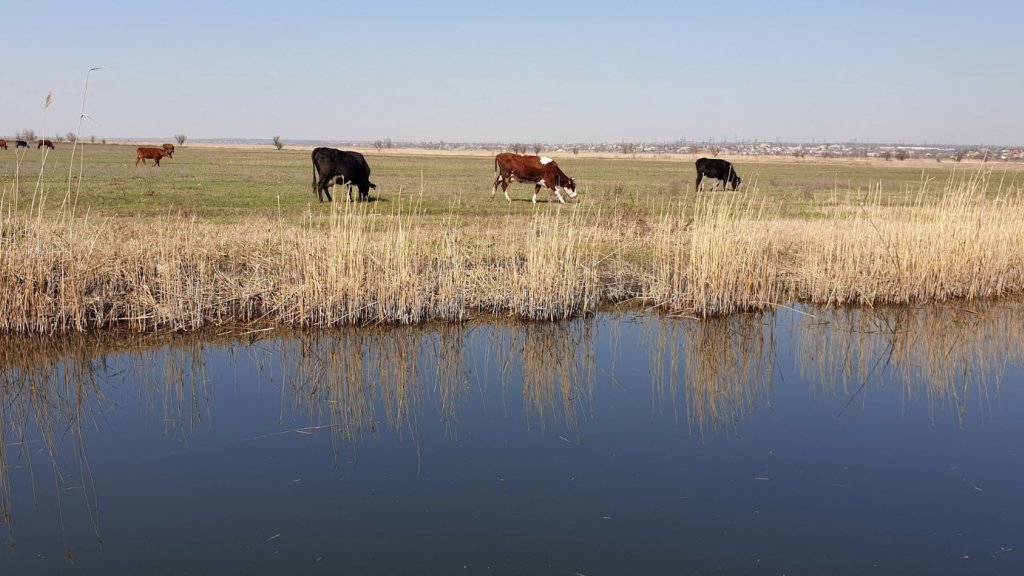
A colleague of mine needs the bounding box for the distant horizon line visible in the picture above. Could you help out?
[98,136,1021,150]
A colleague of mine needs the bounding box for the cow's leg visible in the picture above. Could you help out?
[136,158,143,166]
[553,187,566,204]
[532,183,542,204]
[695,173,703,191]
[317,174,335,202]
[154,157,161,167]
[494,174,513,202]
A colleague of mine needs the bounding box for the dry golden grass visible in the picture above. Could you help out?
[791,171,1024,304]
[1,160,1023,333]
[641,168,1023,316]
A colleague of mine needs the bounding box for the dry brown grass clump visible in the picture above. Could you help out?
[791,171,1024,304]
[0,196,604,332]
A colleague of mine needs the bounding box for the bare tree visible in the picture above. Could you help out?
[385,138,393,150]
[619,142,635,155]
[572,146,580,156]
[174,134,187,145]
[953,150,964,162]
[709,144,722,157]
[532,143,543,154]
[881,150,893,161]
[53,134,65,143]
[16,129,36,141]
[374,139,384,153]
[90,135,96,144]
[66,132,77,143]
[510,143,527,154]
[894,148,909,161]
[272,135,284,150]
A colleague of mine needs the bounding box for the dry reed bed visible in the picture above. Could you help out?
[1,171,1022,333]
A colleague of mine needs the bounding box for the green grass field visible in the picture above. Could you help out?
[4,143,1018,222]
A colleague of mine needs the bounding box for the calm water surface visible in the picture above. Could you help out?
[2,303,1023,575]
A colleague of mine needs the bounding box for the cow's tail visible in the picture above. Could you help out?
[311,152,318,194]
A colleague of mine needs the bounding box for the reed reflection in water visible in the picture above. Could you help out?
[2,301,1023,571]
[795,301,1024,424]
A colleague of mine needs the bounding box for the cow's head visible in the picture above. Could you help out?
[564,177,577,198]
[731,174,742,189]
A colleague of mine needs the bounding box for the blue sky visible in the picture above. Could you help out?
[3,1,1021,145]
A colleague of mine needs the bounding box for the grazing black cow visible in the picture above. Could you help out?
[15,140,29,149]
[695,158,742,191]
[311,147,376,202]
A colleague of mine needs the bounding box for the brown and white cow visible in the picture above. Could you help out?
[162,143,175,158]
[37,139,55,150]
[0,139,7,150]
[492,152,577,204]
[136,146,170,166]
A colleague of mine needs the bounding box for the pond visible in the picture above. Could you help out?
[2,302,1023,575]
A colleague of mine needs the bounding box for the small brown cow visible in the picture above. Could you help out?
[162,143,175,158]
[492,152,577,204]
[0,139,7,150]
[37,139,55,150]
[136,146,170,166]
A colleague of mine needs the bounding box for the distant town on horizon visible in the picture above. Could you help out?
[182,138,1024,163]
[11,131,1022,162]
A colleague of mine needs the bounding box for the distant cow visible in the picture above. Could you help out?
[0,139,6,150]
[136,146,170,166]
[695,158,741,191]
[311,147,376,202]
[162,143,175,158]
[15,140,29,149]
[37,139,55,150]
[492,152,577,204]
